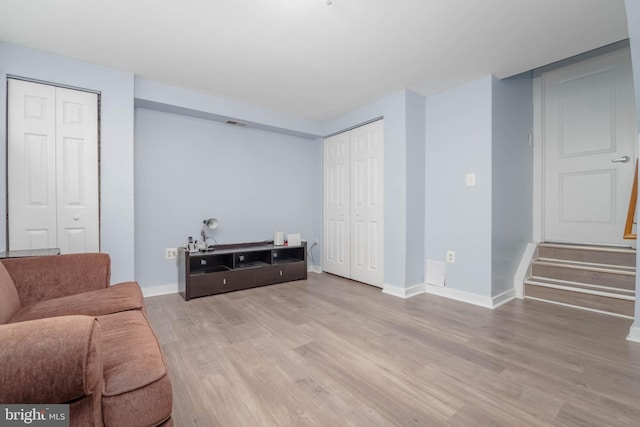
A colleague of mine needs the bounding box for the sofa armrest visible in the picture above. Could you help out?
[1,253,111,306]
[0,315,102,404]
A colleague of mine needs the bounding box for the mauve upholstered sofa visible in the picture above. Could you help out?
[0,253,173,427]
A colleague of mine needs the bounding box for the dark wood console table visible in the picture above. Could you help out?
[0,248,61,259]
[178,241,307,301]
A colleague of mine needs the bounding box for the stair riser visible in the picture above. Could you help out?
[524,279,633,297]
[538,247,636,267]
[525,284,635,317]
[531,264,635,291]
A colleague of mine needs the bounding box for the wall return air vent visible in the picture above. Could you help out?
[225,120,248,127]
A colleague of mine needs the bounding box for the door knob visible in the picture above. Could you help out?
[612,155,631,163]
[73,214,80,221]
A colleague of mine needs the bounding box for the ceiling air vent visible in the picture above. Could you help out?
[225,120,247,127]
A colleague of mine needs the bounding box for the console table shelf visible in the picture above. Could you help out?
[178,241,307,300]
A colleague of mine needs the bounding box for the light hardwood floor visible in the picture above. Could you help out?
[145,273,640,426]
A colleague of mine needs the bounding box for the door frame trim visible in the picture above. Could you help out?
[7,74,101,95]
[533,75,544,244]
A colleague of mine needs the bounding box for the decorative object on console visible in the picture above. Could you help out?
[187,236,198,253]
[274,231,284,246]
[200,218,219,250]
[287,233,302,247]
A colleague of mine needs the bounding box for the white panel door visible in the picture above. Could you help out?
[350,120,384,286]
[543,48,637,245]
[56,87,99,253]
[323,132,351,277]
[8,79,100,253]
[8,79,58,250]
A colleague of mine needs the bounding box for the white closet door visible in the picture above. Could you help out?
[323,132,351,277]
[350,121,384,286]
[323,120,384,287]
[56,87,100,253]
[8,79,100,253]
[8,79,58,250]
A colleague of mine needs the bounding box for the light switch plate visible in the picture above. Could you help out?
[465,173,476,186]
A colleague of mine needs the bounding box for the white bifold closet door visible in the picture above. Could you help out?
[323,131,351,278]
[323,120,384,287]
[8,79,99,254]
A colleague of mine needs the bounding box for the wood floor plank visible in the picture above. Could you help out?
[145,273,640,426]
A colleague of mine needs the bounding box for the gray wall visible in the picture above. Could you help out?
[625,0,640,328]
[424,74,533,299]
[0,42,136,284]
[135,78,323,138]
[425,77,494,297]
[0,41,535,301]
[491,74,534,296]
[0,42,325,288]
[134,108,320,288]
[405,91,427,286]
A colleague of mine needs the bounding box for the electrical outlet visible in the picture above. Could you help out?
[165,248,178,259]
[446,250,455,263]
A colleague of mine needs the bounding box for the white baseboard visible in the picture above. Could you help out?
[382,283,426,299]
[424,285,516,309]
[627,326,640,343]
[308,265,322,274]
[142,283,178,298]
[492,289,517,308]
[424,285,493,308]
[138,277,518,311]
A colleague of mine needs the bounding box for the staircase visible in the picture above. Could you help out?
[524,243,636,319]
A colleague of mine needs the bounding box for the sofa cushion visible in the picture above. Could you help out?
[98,310,172,427]
[9,281,144,324]
[0,262,21,324]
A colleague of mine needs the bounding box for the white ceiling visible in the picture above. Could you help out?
[0,0,630,121]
